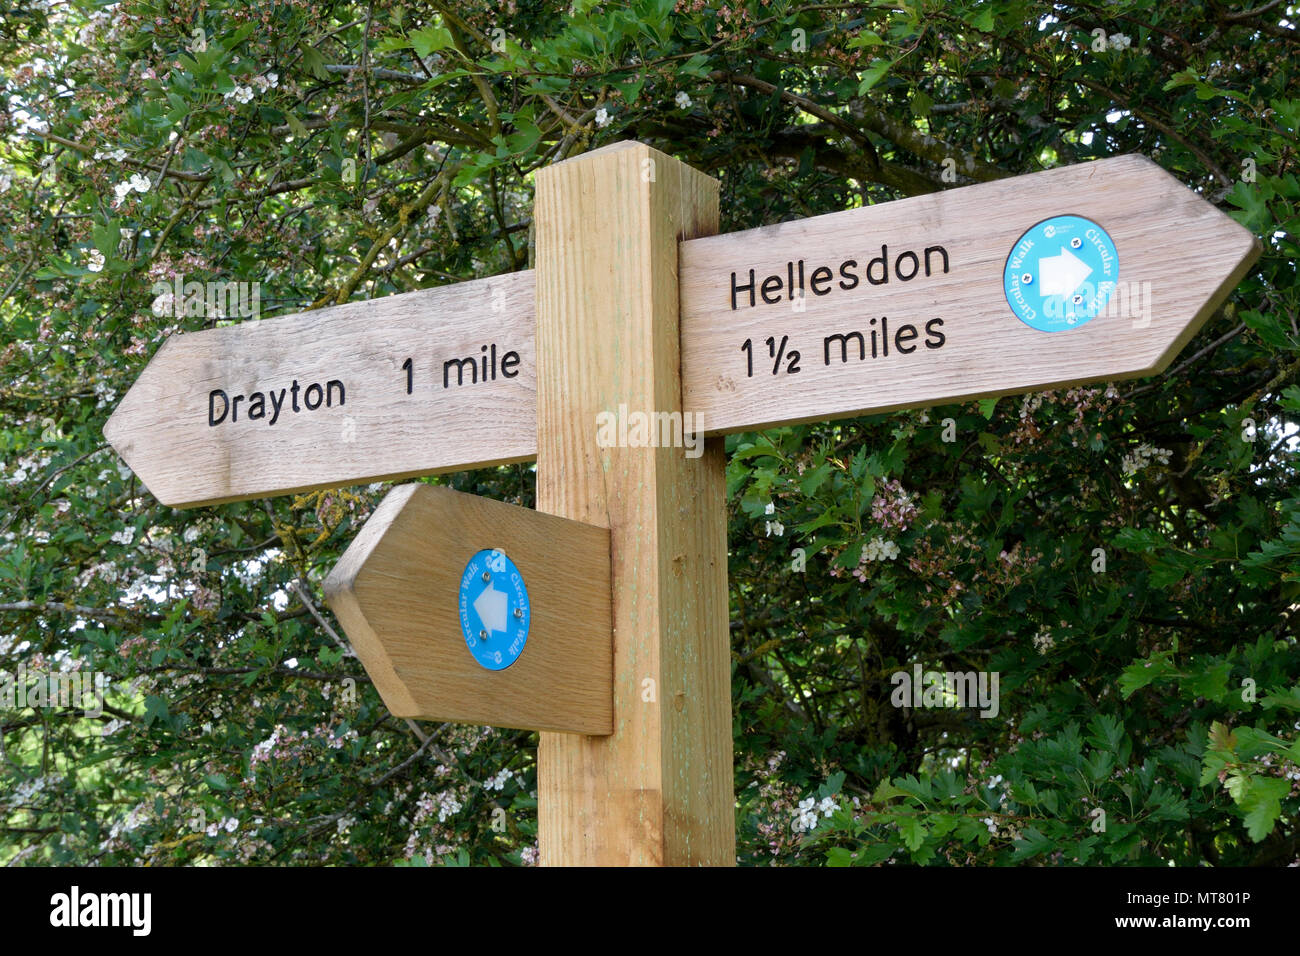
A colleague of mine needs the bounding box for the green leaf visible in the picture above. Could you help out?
[282,111,309,138]
[1011,826,1054,860]
[614,77,644,105]
[143,695,169,727]
[858,59,894,94]
[1112,527,1166,552]
[732,442,783,462]
[300,45,329,80]
[1239,777,1288,842]
[897,814,928,852]
[847,31,884,48]
[1183,660,1232,702]
[799,462,833,496]
[410,25,454,59]
[1118,650,1181,698]
[680,54,711,78]
[826,846,856,866]
[872,777,908,804]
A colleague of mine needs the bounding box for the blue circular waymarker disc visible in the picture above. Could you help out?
[458,549,530,671]
[1003,215,1119,332]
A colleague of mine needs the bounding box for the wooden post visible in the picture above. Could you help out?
[534,141,734,865]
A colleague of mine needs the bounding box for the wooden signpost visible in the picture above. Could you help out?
[105,143,1261,866]
[106,156,1256,509]
[103,272,536,507]
[323,484,612,735]
[679,155,1260,430]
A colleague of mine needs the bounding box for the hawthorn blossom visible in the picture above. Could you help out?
[1121,443,1171,476]
[792,797,820,832]
[436,792,462,822]
[112,172,151,206]
[861,537,900,562]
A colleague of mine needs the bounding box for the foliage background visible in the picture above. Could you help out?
[1,0,1297,866]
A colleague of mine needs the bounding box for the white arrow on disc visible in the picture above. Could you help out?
[1037,246,1094,298]
[473,582,509,634]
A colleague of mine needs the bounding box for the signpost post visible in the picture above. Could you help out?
[105,144,1261,866]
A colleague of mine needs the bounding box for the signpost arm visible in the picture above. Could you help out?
[534,141,734,865]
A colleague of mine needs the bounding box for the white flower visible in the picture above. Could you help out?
[224,85,255,104]
[817,796,837,817]
[1120,443,1171,476]
[1109,33,1131,50]
[94,147,128,163]
[1033,631,1055,654]
[0,166,11,193]
[113,180,134,204]
[792,797,821,832]
[129,172,150,193]
[110,526,135,545]
[16,115,49,135]
[765,520,784,538]
[861,537,899,562]
[594,107,610,128]
[484,769,513,791]
[87,249,105,273]
[764,501,776,515]
[250,73,278,92]
[427,204,442,226]
[675,91,692,109]
[982,816,997,834]
[436,792,462,822]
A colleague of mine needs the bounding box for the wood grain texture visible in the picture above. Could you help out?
[323,483,612,735]
[107,155,1261,511]
[680,154,1262,432]
[104,272,536,507]
[534,142,734,865]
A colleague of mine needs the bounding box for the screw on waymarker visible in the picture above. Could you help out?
[1021,273,1033,284]
[482,571,491,582]
[514,608,524,619]
[1071,237,1082,248]
[479,629,488,640]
